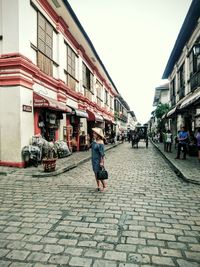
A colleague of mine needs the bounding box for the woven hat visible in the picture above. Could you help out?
[92,127,105,139]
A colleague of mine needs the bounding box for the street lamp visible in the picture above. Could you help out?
[193,43,200,57]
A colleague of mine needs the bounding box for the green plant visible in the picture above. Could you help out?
[114,111,119,121]
[155,103,169,119]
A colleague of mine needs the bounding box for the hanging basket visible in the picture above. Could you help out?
[42,158,57,172]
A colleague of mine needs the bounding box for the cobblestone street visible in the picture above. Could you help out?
[0,142,200,267]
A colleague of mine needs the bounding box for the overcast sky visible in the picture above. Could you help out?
[67,0,192,124]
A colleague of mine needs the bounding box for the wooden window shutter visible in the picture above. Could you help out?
[45,22,53,59]
[38,13,46,53]
[82,63,86,87]
[67,45,76,77]
[37,12,53,75]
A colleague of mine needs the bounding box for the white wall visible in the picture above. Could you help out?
[1,0,19,54]
[18,0,37,62]
[58,114,66,141]
[58,33,66,81]
[160,90,169,105]
[0,86,20,162]
[20,88,34,148]
[0,0,2,54]
[78,56,83,94]
[0,86,32,162]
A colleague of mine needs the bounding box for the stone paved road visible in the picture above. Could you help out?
[0,142,200,267]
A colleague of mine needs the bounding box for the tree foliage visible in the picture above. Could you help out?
[155,103,169,119]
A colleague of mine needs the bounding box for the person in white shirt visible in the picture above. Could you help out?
[166,130,173,153]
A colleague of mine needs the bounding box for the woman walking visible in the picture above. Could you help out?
[91,127,107,192]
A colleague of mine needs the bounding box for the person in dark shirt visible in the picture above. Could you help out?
[175,126,189,160]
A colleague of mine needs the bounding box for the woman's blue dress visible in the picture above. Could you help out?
[91,141,105,174]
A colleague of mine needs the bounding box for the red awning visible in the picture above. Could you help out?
[33,92,71,113]
[86,109,104,122]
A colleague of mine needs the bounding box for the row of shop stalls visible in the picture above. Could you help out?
[22,92,115,167]
[165,87,200,135]
[162,88,200,157]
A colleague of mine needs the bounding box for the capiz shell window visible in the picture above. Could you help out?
[37,12,53,76]
[66,45,78,91]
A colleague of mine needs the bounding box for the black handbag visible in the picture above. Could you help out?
[97,166,108,180]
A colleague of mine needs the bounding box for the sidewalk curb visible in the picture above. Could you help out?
[32,142,120,178]
[150,139,200,185]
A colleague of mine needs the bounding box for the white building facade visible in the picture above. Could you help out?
[163,0,200,137]
[0,0,118,167]
[151,83,170,133]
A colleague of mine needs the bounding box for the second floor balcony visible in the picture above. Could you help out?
[178,86,185,100]
[190,70,200,92]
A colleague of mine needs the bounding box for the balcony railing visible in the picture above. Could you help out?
[178,86,185,99]
[190,70,200,91]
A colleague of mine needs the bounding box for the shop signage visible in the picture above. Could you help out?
[22,105,32,112]
[34,98,49,107]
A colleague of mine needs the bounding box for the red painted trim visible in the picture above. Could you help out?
[0,75,34,89]
[34,110,41,135]
[57,95,67,102]
[55,130,58,141]
[0,55,57,90]
[0,53,111,112]
[0,54,39,77]
[0,161,25,168]
[38,0,58,22]
[78,103,87,110]
[0,70,33,79]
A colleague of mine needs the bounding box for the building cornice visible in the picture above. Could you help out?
[0,53,114,118]
[162,0,200,79]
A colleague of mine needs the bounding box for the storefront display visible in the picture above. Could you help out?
[37,110,62,141]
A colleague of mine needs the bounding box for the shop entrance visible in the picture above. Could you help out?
[37,110,62,141]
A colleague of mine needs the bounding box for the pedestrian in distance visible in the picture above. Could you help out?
[174,130,180,150]
[121,131,125,143]
[110,129,116,144]
[91,127,107,192]
[166,129,173,153]
[127,130,131,143]
[85,133,90,151]
[196,127,200,163]
[175,126,189,160]
[162,131,167,152]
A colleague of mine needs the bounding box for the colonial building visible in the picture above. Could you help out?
[127,111,137,131]
[114,95,130,138]
[151,83,170,132]
[153,83,169,107]
[0,0,121,167]
[162,0,200,136]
